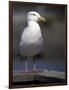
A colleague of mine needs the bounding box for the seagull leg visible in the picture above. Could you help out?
[25,60,27,72]
[25,57,28,72]
[34,63,36,71]
[33,57,36,71]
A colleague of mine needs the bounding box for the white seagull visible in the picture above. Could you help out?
[19,11,46,72]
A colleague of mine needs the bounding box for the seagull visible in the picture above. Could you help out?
[19,11,46,72]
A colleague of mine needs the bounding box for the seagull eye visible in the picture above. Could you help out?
[32,14,35,16]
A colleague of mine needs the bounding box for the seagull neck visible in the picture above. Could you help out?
[28,20,38,26]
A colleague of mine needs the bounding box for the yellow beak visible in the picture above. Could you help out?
[39,16,46,22]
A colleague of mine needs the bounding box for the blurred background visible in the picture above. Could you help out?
[13,3,66,72]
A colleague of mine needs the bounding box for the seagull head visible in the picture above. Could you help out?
[27,11,46,22]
